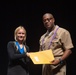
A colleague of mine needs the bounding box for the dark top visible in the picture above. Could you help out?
[7,41,30,75]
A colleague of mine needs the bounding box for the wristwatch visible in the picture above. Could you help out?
[59,58,63,64]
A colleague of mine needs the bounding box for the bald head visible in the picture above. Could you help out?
[43,13,54,19]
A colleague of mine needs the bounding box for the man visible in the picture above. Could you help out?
[39,13,74,75]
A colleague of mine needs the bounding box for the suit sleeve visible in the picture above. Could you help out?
[25,45,31,62]
[61,30,74,50]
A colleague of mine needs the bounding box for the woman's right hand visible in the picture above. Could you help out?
[26,52,30,57]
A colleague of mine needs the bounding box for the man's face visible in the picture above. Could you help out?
[43,14,55,30]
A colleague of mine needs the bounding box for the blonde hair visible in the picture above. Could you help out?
[14,26,26,42]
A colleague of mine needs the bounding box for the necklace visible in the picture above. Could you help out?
[42,26,59,49]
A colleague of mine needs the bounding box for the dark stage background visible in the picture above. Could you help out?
[0,1,76,75]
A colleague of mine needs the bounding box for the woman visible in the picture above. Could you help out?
[7,26,30,75]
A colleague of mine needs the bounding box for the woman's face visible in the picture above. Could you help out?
[16,29,25,42]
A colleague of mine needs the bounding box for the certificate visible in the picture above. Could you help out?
[28,49,55,64]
